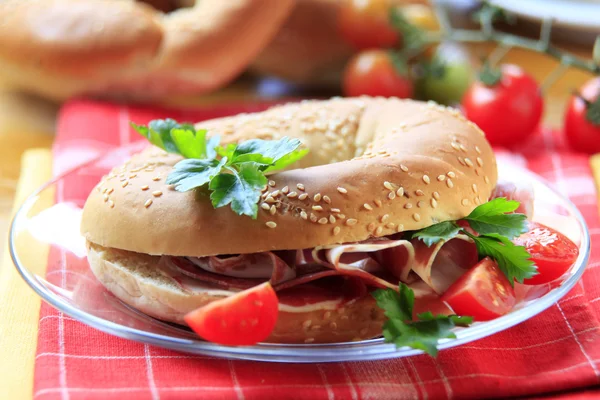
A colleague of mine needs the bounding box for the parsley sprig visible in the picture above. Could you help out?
[131,119,308,218]
[409,198,536,285]
[373,284,473,356]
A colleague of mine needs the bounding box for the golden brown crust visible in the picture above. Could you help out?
[88,242,385,343]
[0,0,294,100]
[81,97,498,256]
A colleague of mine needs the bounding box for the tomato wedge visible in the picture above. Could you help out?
[441,257,516,321]
[184,282,279,346]
[513,222,579,285]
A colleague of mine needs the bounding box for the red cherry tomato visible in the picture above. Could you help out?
[462,64,543,147]
[441,257,516,321]
[337,0,398,50]
[513,221,579,285]
[184,282,279,346]
[564,77,600,153]
[343,49,414,98]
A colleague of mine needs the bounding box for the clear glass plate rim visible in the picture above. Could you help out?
[9,151,591,362]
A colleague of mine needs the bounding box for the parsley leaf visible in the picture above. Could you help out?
[133,119,309,218]
[209,163,267,219]
[463,198,528,238]
[373,284,473,357]
[166,158,228,192]
[410,221,462,247]
[468,232,537,284]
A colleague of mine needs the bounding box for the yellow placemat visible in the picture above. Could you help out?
[0,149,53,400]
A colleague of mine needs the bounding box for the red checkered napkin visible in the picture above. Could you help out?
[34,100,600,399]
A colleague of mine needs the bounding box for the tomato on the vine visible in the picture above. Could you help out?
[338,0,398,50]
[564,77,600,153]
[513,222,579,285]
[343,49,413,98]
[462,64,543,147]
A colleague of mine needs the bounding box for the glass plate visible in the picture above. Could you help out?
[9,144,591,363]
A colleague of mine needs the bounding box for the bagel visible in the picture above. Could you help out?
[81,97,498,343]
[0,0,293,100]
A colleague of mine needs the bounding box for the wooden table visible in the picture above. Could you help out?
[0,44,594,262]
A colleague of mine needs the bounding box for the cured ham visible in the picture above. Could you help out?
[492,179,534,218]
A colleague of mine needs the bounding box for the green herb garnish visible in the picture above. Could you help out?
[373,283,473,357]
[409,198,536,284]
[131,119,308,218]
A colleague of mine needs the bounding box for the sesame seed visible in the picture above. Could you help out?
[396,187,404,197]
[107,188,114,194]
[121,181,129,188]
[388,191,396,200]
[431,198,438,208]
[400,164,409,172]
[298,193,309,200]
[460,144,468,152]
[413,213,421,222]
[300,211,308,220]
[331,208,341,213]
[310,214,318,222]
[323,195,331,204]
[266,221,277,228]
[144,199,152,208]
[447,179,454,188]
[141,185,149,191]
[268,180,276,187]
[375,226,383,236]
[381,214,389,223]
[346,218,358,226]
[337,187,348,194]
[475,196,481,205]
[462,198,470,206]
[271,190,280,197]
[437,175,446,181]
[451,142,460,151]
[333,226,341,236]
[484,176,490,184]
[337,213,346,219]
[386,222,396,229]
[368,222,376,231]
[287,191,298,198]
[297,183,305,191]
[329,215,336,224]
[152,176,160,181]
[363,203,373,211]
[422,175,431,184]
[312,205,323,211]
[129,174,137,179]
[265,196,275,204]
[314,193,322,202]
[374,199,383,208]
[282,186,289,194]
[270,205,276,215]
[261,203,270,211]
[477,157,484,167]
[475,169,482,176]
[404,203,413,209]
[383,181,394,190]
[447,171,456,178]
[458,157,466,166]
[472,184,478,193]
[318,217,328,224]
[261,185,268,192]
[475,146,482,154]
[397,224,404,232]
[103,194,109,202]
[417,201,424,208]
[465,158,474,167]
[152,190,163,197]
[415,190,424,196]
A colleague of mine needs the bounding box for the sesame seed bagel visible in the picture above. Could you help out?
[81,97,498,256]
[87,242,385,343]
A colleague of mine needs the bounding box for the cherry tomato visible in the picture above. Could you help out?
[441,257,516,321]
[462,64,543,147]
[343,49,414,98]
[564,77,600,153]
[513,221,579,285]
[338,0,398,50]
[184,282,279,346]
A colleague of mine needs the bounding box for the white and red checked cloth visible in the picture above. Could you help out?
[33,99,600,399]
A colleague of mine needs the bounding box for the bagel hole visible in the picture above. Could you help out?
[136,0,194,13]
